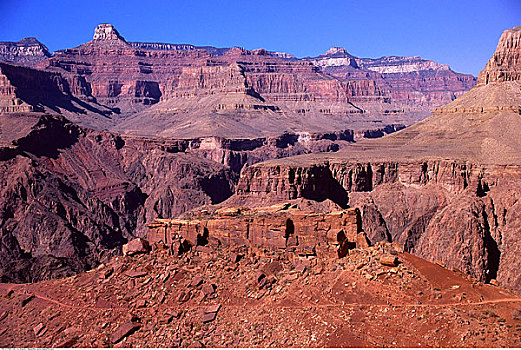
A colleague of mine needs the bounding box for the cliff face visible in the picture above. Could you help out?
[307,49,476,108]
[0,113,235,282]
[478,26,521,84]
[13,23,471,138]
[229,26,521,291]
[0,37,51,67]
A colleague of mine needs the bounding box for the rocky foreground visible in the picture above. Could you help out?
[1,237,521,348]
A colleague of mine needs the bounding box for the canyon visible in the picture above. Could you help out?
[0,23,478,283]
[0,20,521,348]
[228,26,521,292]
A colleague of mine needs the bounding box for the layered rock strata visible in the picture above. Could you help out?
[0,37,51,66]
[147,204,368,259]
[0,113,235,283]
[228,26,521,291]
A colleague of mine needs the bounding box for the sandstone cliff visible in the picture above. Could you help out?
[307,48,476,109]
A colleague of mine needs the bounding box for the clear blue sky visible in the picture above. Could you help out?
[1,0,520,75]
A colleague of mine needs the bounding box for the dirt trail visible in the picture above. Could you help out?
[8,286,521,314]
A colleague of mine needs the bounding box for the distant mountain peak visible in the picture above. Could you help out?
[325,46,349,55]
[93,23,126,42]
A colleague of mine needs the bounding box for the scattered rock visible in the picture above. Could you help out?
[380,255,398,267]
[177,290,191,303]
[110,320,141,344]
[232,253,243,263]
[122,238,151,256]
[135,299,147,308]
[202,312,217,323]
[33,322,46,336]
[190,277,204,288]
[489,279,500,286]
[0,311,8,322]
[21,294,35,307]
[512,308,521,321]
[434,260,446,268]
[205,304,221,314]
[262,261,284,276]
[124,270,147,278]
[159,315,173,325]
[196,246,212,254]
[56,336,78,348]
[294,262,307,274]
[201,284,216,296]
[188,340,204,348]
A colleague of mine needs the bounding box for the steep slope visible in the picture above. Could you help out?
[0,113,235,283]
[230,25,521,291]
[1,240,520,347]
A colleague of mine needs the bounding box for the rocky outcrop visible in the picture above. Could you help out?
[0,61,111,117]
[233,157,521,290]
[307,48,476,108]
[147,204,368,259]
[0,37,51,67]
[478,26,521,84]
[92,23,126,42]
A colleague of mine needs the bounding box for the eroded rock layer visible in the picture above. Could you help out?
[0,113,235,283]
[226,25,521,292]
[147,204,368,259]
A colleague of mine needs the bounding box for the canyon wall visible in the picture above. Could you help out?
[0,113,235,283]
[232,158,521,290]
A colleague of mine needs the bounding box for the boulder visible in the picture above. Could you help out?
[122,238,151,257]
[110,320,140,344]
[380,255,398,267]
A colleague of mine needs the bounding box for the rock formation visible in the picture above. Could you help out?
[147,204,368,259]
[306,48,476,109]
[0,38,51,66]
[478,26,521,84]
[0,113,235,282]
[0,23,478,282]
[228,25,521,291]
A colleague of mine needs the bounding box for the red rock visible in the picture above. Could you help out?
[190,277,204,288]
[380,256,399,267]
[110,321,140,344]
[196,246,212,254]
[202,312,217,323]
[56,336,78,348]
[159,315,173,324]
[124,270,147,278]
[261,261,284,276]
[21,295,34,307]
[0,311,8,322]
[434,260,446,268]
[188,340,204,348]
[232,253,243,263]
[201,284,216,296]
[122,238,151,256]
[33,322,46,336]
[135,299,147,308]
[205,304,221,314]
[177,290,191,303]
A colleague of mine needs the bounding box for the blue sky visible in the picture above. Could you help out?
[1,0,520,75]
